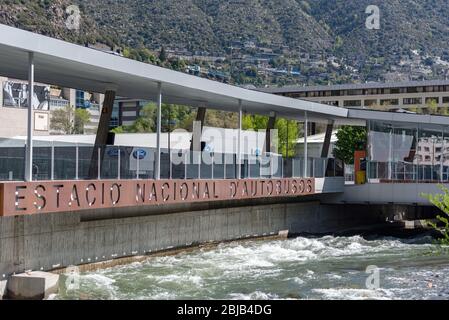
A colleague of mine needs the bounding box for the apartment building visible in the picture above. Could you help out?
[110,98,150,129]
[260,80,449,112]
[0,77,104,137]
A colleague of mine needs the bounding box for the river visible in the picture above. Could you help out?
[54,234,449,300]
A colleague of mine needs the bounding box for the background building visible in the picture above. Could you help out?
[111,98,150,129]
[0,76,51,138]
[0,77,104,137]
[260,80,449,113]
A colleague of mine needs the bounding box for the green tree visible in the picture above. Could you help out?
[50,105,91,134]
[128,103,156,133]
[110,103,196,133]
[159,46,167,63]
[50,105,73,134]
[276,119,299,157]
[333,126,367,164]
[111,126,126,134]
[426,100,439,114]
[242,114,268,131]
[422,185,449,245]
[74,108,91,134]
[243,115,299,157]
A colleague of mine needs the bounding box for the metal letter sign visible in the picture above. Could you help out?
[0,178,315,216]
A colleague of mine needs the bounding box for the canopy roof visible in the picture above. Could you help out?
[2,24,449,127]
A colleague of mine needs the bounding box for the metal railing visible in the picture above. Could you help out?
[0,145,343,181]
[367,160,449,183]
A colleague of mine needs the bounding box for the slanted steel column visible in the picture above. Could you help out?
[25,52,34,182]
[304,111,308,177]
[190,106,206,151]
[237,100,242,179]
[321,120,335,158]
[309,122,317,136]
[88,89,116,179]
[155,82,162,180]
[264,112,276,153]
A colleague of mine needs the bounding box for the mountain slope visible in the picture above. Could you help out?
[1,0,449,84]
[309,0,449,60]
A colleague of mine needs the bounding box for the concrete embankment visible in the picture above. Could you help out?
[0,198,434,299]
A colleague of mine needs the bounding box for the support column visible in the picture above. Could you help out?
[304,111,308,177]
[190,106,206,151]
[237,100,242,179]
[264,113,276,153]
[25,52,34,182]
[388,127,393,180]
[155,82,162,180]
[88,89,116,179]
[321,120,335,158]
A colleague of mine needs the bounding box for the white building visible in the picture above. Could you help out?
[296,130,338,158]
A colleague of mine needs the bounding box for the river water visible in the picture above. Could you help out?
[54,234,449,300]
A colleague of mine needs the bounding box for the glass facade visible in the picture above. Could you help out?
[368,120,449,182]
[75,90,85,108]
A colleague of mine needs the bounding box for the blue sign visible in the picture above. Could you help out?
[133,149,147,160]
[107,148,125,158]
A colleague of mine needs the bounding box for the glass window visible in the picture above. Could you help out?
[426,97,438,104]
[391,88,400,94]
[347,89,364,96]
[380,99,399,106]
[364,99,378,107]
[403,98,422,105]
[343,100,362,107]
[418,124,443,181]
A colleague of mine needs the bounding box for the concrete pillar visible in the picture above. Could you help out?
[321,120,335,158]
[155,82,162,180]
[25,52,34,182]
[6,272,59,300]
[304,111,308,177]
[264,113,276,153]
[62,88,76,108]
[0,77,5,108]
[88,89,116,179]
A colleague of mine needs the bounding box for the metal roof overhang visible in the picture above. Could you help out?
[0,24,349,123]
[3,25,449,128]
[347,109,449,126]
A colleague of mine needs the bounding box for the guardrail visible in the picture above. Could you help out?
[367,160,449,183]
[0,145,343,182]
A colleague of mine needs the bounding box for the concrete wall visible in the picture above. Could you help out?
[0,200,384,278]
[0,107,50,138]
